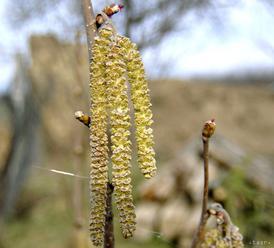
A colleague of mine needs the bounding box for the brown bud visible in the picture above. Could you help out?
[75,111,91,127]
[202,119,216,139]
[103,4,124,17]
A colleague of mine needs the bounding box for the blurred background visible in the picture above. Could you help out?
[0,0,274,247]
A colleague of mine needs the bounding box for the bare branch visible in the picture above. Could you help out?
[81,0,96,61]
[104,183,115,248]
[191,119,216,248]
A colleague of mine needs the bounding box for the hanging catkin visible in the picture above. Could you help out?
[88,19,156,245]
[118,36,156,179]
[105,42,136,238]
[89,27,112,246]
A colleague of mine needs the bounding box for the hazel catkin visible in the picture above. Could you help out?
[88,24,157,245]
[105,43,136,238]
[118,36,156,179]
[89,27,113,246]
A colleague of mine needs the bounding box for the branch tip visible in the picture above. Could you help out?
[103,4,124,17]
[96,3,124,29]
[202,119,216,140]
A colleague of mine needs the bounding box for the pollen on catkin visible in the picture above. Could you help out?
[118,35,156,179]
[88,21,156,244]
[89,27,113,247]
[105,43,136,238]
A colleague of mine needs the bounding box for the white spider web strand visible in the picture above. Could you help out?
[33,165,89,179]
[32,165,174,244]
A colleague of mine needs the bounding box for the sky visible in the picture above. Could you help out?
[143,0,274,77]
[0,0,274,91]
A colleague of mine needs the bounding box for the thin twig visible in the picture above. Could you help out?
[191,119,216,248]
[81,0,96,61]
[104,182,115,248]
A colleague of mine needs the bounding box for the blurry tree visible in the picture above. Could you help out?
[6,0,219,49]
[6,0,83,40]
[8,0,272,49]
[9,0,262,77]
[0,54,39,220]
[120,0,213,49]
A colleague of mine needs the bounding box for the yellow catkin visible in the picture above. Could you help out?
[89,28,113,247]
[89,23,156,243]
[118,36,156,179]
[202,229,244,248]
[105,39,136,238]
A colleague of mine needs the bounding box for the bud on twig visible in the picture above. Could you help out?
[202,119,216,140]
[103,4,124,17]
[191,119,216,248]
[75,111,91,127]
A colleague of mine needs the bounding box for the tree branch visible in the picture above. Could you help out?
[104,182,115,248]
[80,1,115,247]
[81,0,96,61]
[191,119,216,248]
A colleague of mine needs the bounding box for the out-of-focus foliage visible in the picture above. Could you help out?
[223,168,274,242]
[0,55,39,220]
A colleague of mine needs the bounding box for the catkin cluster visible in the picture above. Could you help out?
[202,229,244,248]
[89,25,156,246]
